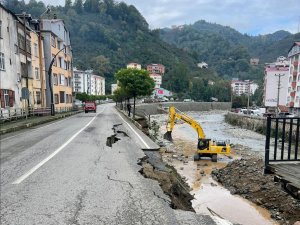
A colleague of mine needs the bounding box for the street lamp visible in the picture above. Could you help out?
[48,45,70,116]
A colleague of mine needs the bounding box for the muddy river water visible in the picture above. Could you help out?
[153,111,278,225]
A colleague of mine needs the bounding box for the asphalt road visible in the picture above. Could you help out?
[0,104,217,225]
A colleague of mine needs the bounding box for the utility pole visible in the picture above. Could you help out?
[247,80,251,114]
[275,74,285,116]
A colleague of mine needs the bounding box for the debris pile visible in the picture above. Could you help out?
[212,156,300,224]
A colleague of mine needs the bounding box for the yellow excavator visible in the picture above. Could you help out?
[163,106,230,162]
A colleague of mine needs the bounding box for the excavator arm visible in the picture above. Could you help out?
[164,106,206,141]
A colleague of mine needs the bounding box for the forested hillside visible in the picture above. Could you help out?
[6,1,299,102]
[7,0,198,90]
[160,20,300,80]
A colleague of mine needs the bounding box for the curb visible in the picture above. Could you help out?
[0,111,82,135]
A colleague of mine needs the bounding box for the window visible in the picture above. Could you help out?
[65,77,68,86]
[59,74,64,85]
[52,54,57,67]
[35,67,39,80]
[0,52,4,70]
[0,89,15,108]
[297,86,300,93]
[34,43,38,57]
[53,73,58,85]
[0,21,2,38]
[64,60,67,70]
[59,91,65,103]
[51,34,56,48]
[15,44,19,54]
[58,57,62,68]
[54,94,59,104]
[68,77,72,87]
[36,91,41,104]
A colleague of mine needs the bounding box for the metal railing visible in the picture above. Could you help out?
[0,106,81,122]
[265,116,300,167]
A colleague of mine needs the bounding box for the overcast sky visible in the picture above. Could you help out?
[25,0,300,35]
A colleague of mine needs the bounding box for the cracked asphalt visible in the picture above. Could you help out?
[0,104,217,225]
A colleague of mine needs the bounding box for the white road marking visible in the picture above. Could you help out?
[12,107,106,185]
[116,110,150,149]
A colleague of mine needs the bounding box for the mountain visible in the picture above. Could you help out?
[6,0,198,91]
[160,20,299,80]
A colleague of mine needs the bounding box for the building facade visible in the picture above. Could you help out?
[0,6,21,109]
[231,79,258,96]
[127,62,141,70]
[91,75,105,96]
[263,57,289,108]
[111,83,118,95]
[149,73,162,89]
[147,64,165,75]
[287,42,300,115]
[73,68,105,96]
[40,19,73,109]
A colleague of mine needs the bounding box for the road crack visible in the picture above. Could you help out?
[107,175,133,188]
[68,190,87,225]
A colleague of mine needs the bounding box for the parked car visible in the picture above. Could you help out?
[84,101,97,113]
[278,112,295,118]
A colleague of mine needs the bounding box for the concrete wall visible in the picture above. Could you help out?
[225,112,298,142]
[135,102,231,115]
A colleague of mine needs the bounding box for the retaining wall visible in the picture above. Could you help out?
[135,102,231,115]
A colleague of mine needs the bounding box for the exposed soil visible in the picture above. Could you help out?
[138,152,195,212]
[212,146,300,225]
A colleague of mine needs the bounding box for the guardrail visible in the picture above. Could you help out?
[0,106,81,122]
[265,116,300,166]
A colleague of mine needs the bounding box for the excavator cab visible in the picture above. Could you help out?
[197,139,210,150]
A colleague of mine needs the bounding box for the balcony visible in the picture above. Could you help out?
[289,102,294,107]
[291,82,297,89]
[293,61,298,67]
[293,71,298,77]
[290,91,296,97]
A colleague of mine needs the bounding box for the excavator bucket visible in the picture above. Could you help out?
[163,131,173,142]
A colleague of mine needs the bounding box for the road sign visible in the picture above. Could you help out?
[21,87,30,100]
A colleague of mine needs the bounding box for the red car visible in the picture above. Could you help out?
[84,101,97,113]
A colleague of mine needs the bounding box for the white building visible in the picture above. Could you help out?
[287,42,300,115]
[91,75,105,95]
[263,57,289,108]
[111,83,118,95]
[231,79,258,96]
[127,62,141,70]
[149,73,162,89]
[197,62,208,68]
[73,68,91,94]
[0,6,22,109]
[73,68,105,96]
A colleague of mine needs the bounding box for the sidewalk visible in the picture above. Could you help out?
[0,111,82,135]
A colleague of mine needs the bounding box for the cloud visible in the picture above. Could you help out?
[26,0,300,35]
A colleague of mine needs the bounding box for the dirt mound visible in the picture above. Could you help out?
[212,157,300,224]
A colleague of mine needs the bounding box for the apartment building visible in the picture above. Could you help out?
[127,62,141,70]
[287,42,300,115]
[73,68,105,96]
[111,83,118,95]
[147,64,165,75]
[30,24,46,108]
[91,75,105,95]
[40,19,73,109]
[263,57,289,108]
[149,73,162,89]
[231,79,258,96]
[0,6,21,109]
[73,68,91,94]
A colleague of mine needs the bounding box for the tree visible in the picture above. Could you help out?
[74,0,83,13]
[92,55,111,76]
[115,68,155,118]
[64,0,72,10]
